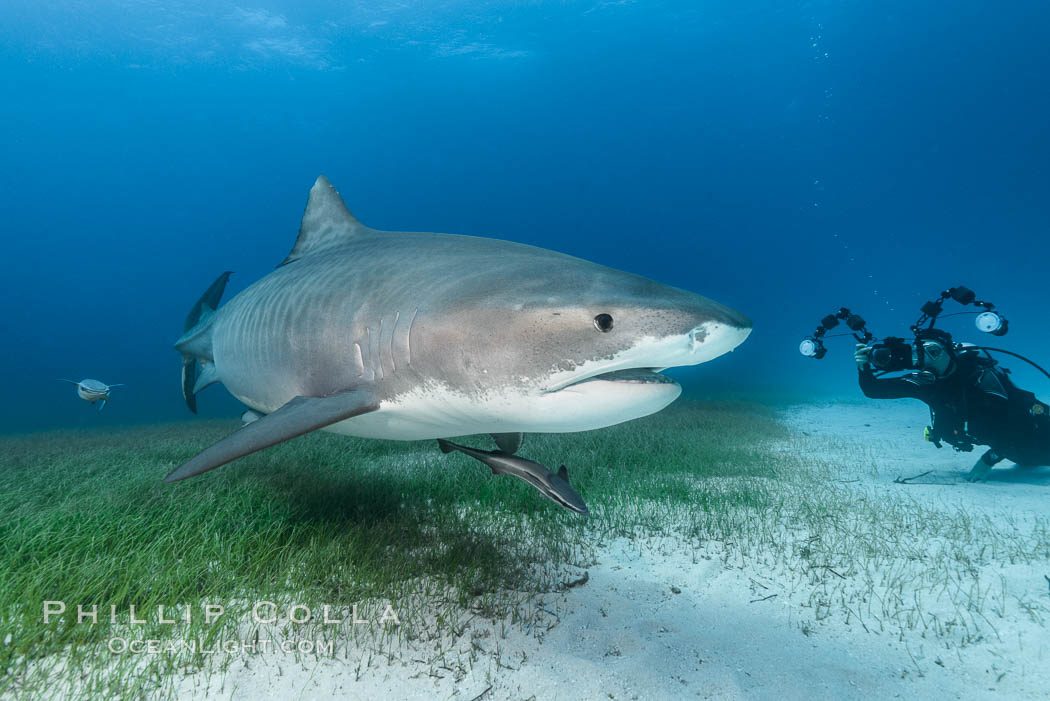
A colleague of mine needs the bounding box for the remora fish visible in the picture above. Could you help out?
[166,176,752,497]
[60,378,123,411]
[437,438,589,514]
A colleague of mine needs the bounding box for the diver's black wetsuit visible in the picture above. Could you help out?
[859,350,1050,467]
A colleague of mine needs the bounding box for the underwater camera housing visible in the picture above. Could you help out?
[799,286,1009,366]
[868,336,916,372]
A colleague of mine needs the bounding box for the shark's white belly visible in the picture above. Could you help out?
[322,379,682,440]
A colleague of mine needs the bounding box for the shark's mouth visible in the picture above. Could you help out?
[544,322,751,395]
[557,367,676,389]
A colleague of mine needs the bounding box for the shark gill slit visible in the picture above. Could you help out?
[387,310,400,374]
[372,319,384,381]
[405,308,418,369]
[352,342,365,378]
[380,312,397,377]
[363,326,375,382]
[363,324,377,382]
[390,308,413,374]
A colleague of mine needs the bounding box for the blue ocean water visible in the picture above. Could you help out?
[2,1,1048,433]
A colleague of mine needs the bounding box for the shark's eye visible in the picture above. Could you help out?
[593,313,614,333]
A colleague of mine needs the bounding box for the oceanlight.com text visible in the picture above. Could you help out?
[108,637,336,655]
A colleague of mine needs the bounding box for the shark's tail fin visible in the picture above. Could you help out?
[175,271,233,414]
[437,439,457,454]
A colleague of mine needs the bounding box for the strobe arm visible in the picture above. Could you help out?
[800,307,874,359]
[914,286,1007,336]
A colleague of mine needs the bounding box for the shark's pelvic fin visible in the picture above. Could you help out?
[176,271,233,414]
[241,409,265,426]
[192,362,220,394]
[491,432,523,454]
[280,175,369,267]
[164,390,379,483]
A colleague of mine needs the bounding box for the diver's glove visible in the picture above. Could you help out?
[854,344,872,370]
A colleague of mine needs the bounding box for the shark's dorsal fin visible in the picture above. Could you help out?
[280,176,368,266]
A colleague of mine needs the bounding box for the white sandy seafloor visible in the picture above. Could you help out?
[173,400,1050,701]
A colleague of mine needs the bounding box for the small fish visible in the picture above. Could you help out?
[59,378,123,412]
[437,439,589,515]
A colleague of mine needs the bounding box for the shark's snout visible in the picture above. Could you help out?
[728,307,753,334]
[680,298,752,361]
[688,320,752,362]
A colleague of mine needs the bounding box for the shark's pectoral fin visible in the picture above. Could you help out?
[490,432,523,454]
[165,390,379,483]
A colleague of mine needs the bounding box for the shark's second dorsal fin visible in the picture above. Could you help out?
[280,176,368,266]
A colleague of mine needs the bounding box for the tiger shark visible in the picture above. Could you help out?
[166,176,752,503]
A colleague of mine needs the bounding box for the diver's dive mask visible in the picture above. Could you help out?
[920,340,954,377]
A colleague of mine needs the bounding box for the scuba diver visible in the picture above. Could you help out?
[800,287,1050,481]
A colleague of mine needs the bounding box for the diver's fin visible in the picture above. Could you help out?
[491,432,523,454]
[164,390,379,483]
[280,176,369,267]
[176,271,233,414]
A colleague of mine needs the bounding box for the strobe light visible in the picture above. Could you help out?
[799,338,826,359]
[975,311,1009,336]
